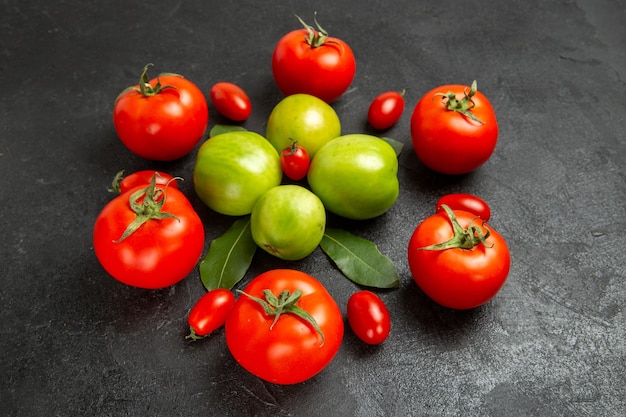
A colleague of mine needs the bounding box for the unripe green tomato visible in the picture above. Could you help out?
[251,185,326,261]
[193,131,282,216]
[308,134,399,220]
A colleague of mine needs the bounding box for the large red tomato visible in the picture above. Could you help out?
[407,205,510,309]
[225,269,344,385]
[272,15,356,103]
[410,81,498,174]
[113,64,208,161]
[93,176,205,289]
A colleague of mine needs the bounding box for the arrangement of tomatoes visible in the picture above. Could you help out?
[93,11,513,387]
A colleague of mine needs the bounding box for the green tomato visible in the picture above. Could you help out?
[251,185,326,261]
[308,134,399,220]
[265,94,341,158]
[193,131,282,216]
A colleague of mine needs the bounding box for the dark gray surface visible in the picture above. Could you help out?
[1,0,624,416]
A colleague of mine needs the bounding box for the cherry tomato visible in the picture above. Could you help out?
[280,142,311,181]
[272,14,356,103]
[113,64,209,161]
[407,205,510,309]
[186,289,236,340]
[93,175,205,289]
[410,81,498,174]
[225,269,344,385]
[347,291,391,345]
[436,193,491,221]
[209,82,252,122]
[111,170,178,194]
[367,90,405,130]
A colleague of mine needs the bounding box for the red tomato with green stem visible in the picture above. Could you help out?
[186,289,236,340]
[209,82,252,122]
[436,193,491,221]
[113,64,209,161]
[410,81,498,174]
[280,141,310,181]
[110,170,178,194]
[368,90,405,130]
[347,291,391,345]
[93,174,205,289]
[225,269,344,385]
[272,14,356,103]
[407,205,510,309]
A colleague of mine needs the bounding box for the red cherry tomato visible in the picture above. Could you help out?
[410,81,498,174]
[347,291,391,345]
[367,90,405,130]
[280,142,311,181]
[93,177,205,289]
[113,64,208,161]
[436,193,491,221]
[209,82,252,122]
[225,269,344,385]
[407,205,510,309]
[187,289,236,340]
[272,15,356,103]
[112,170,178,194]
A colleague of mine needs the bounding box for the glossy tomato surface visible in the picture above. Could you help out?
[407,209,510,309]
[113,67,208,161]
[187,289,236,340]
[435,193,491,221]
[272,27,356,103]
[209,82,252,121]
[368,90,405,130]
[347,291,391,345]
[410,83,498,174]
[116,170,177,194]
[280,142,310,181]
[93,184,205,289]
[225,269,344,385]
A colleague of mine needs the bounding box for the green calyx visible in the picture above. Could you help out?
[238,288,325,346]
[435,80,484,124]
[133,63,178,97]
[419,204,492,251]
[296,12,329,48]
[115,174,179,242]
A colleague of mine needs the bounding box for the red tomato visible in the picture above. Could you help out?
[209,82,252,121]
[225,269,344,385]
[113,64,209,161]
[187,289,236,340]
[407,205,510,309]
[112,170,178,194]
[93,179,205,289]
[280,142,311,181]
[347,291,391,345]
[367,90,405,130]
[272,15,356,103]
[410,81,498,175]
[436,193,491,221]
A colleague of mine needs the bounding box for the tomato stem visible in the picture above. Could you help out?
[115,173,179,242]
[296,12,329,48]
[134,63,177,97]
[419,205,492,251]
[435,80,484,124]
[237,288,325,346]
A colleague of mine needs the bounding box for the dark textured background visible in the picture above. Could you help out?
[1,0,624,416]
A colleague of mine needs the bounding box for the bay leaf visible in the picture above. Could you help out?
[199,216,257,291]
[320,228,399,289]
[380,136,404,156]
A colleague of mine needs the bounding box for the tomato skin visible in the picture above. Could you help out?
[280,143,311,181]
[93,185,205,289]
[117,170,177,194]
[113,71,208,161]
[187,289,236,339]
[407,209,510,309]
[209,82,252,121]
[347,291,391,345]
[410,83,498,174]
[225,269,344,385]
[436,193,491,221]
[272,28,356,103]
[368,91,405,130]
